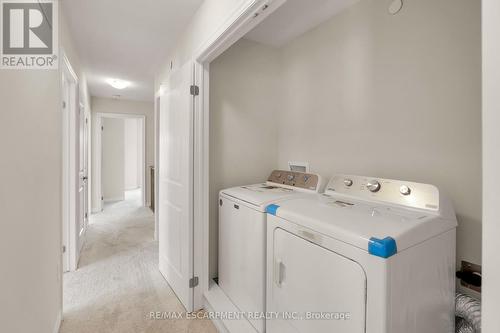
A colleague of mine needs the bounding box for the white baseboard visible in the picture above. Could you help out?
[204,281,257,333]
[125,186,140,191]
[103,196,124,202]
[204,297,228,333]
[53,310,62,333]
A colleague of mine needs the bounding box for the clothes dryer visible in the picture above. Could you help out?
[265,175,457,333]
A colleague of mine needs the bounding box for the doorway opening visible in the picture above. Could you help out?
[94,113,146,212]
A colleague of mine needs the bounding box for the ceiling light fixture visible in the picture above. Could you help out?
[106,78,130,90]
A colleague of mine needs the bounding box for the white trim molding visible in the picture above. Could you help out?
[61,48,80,273]
[103,196,125,202]
[482,0,500,330]
[52,310,62,333]
[153,94,161,241]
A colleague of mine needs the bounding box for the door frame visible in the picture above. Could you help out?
[188,0,287,310]
[482,0,500,330]
[61,50,80,272]
[94,112,147,210]
[154,95,161,241]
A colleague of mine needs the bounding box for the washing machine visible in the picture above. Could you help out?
[265,174,458,333]
[219,170,323,333]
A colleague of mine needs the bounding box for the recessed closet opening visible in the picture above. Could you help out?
[207,0,481,304]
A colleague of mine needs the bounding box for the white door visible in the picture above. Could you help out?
[78,103,88,247]
[61,59,81,272]
[158,62,195,311]
[268,228,367,333]
[62,71,71,272]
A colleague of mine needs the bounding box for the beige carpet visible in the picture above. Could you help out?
[61,190,217,333]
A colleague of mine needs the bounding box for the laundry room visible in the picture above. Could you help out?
[208,0,481,330]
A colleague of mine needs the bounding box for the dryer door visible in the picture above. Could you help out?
[268,228,367,333]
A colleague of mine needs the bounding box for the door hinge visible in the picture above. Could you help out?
[189,276,199,288]
[62,101,66,109]
[62,245,66,253]
[85,212,88,219]
[101,125,104,131]
[190,85,199,96]
[101,196,104,201]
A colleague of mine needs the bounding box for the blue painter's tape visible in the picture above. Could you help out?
[266,204,280,216]
[368,237,397,258]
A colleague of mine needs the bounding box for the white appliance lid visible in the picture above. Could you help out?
[220,170,323,211]
[266,177,457,257]
[220,184,306,211]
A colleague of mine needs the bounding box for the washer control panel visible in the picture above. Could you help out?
[268,170,321,192]
[325,175,440,211]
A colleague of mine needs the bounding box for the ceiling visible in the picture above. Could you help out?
[62,0,204,102]
[246,0,361,47]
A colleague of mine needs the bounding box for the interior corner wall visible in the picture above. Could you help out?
[155,0,252,90]
[276,0,482,293]
[102,118,125,201]
[209,39,282,278]
[90,97,154,210]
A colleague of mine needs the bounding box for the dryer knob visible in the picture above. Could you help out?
[400,185,411,196]
[344,179,353,187]
[367,180,381,192]
[287,174,295,181]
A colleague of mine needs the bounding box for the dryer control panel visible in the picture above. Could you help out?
[267,170,321,192]
[325,174,440,211]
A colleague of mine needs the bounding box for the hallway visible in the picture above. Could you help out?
[61,190,216,333]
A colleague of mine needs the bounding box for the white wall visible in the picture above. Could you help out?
[91,97,154,209]
[0,4,89,332]
[124,118,142,190]
[209,39,282,278]
[0,70,61,333]
[276,0,482,280]
[102,118,125,201]
[482,0,500,330]
[210,0,481,291]
[156,0,251,89]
